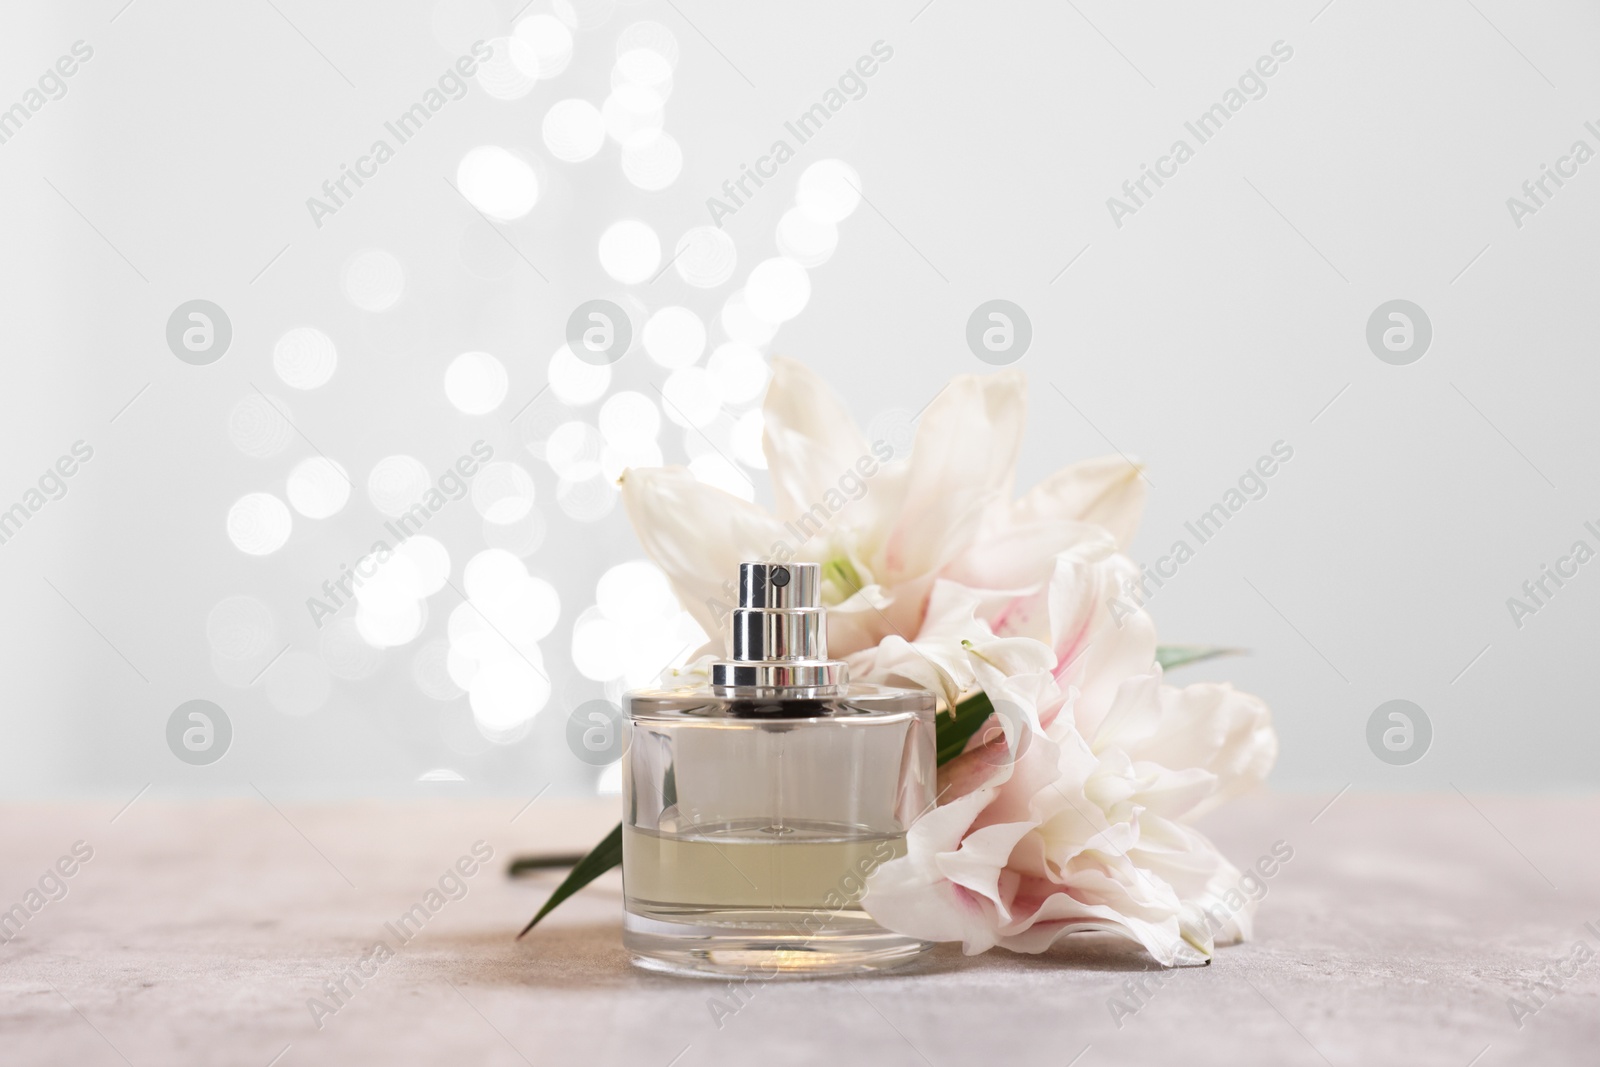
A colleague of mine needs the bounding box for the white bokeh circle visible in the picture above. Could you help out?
[444,351,509,414]
[472,461,537,524]
[660,366,723,428]
[620,131,682,190]
[367,455,430,517]
[707,343,769,404]
[776,207,839,268]
[598,390,660,446]
[548,344,612,406]
[642,306,705,369]
[543,99,605,162]
[273,328,338,390]
[720,291,779,345]
[456,146,539,221]
[515,14,573,78]
[476,36,541,99]
[745,258,811,324]
[227,493,293,555]
[598,219,660,283]
[674,226,737,288]
[286,457,351,519]
[342,250,406,312]
[795,159,862,222]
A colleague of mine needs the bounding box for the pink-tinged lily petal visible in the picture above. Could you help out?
[924,650,1064,805]
[1045,547,1159,739]
[861,788,1006,952]
[966,660,1069,759]
[878,369,1027,586]
[1011,453,1148,550]
[934,820,1040,927]
[966,730,1064,833]
[761,356,874,523]
[938,698,1064,821]
[619,466,787,646]
[944,518,1108,629]
[936,733,1019,805]
[845,579,992,705]
[947,518,1113,652]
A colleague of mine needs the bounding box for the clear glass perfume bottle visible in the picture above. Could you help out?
[622,561,936,977]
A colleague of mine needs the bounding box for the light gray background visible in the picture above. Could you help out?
[3,0,1595,799]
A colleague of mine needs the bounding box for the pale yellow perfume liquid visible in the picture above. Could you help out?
[623,822,905,913]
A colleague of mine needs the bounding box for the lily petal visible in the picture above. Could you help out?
[619,466,787,645]
[1121,682,1278,820]
[948,519,1109,638]
[935,820,1040,926]
[862,788,1006,952]
[995,892,1208,967]
[845,579,993,706]
[761,356,872,523]
[1046,547,1159,739]
[1012,453,1148,549]
[879,369,1027,585]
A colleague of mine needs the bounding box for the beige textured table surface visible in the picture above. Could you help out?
[1,791,1595,1066]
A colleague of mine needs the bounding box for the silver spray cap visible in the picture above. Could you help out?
[710,562,848,692]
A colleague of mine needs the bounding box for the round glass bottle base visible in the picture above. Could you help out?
[623,911,931,978]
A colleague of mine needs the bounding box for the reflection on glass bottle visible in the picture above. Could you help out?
[623,561,936,977]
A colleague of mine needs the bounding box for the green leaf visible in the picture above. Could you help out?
[1156,644,1243,671]
[515,822,622,939]
[935,691,996,765]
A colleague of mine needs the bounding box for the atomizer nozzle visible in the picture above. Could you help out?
[710,562,847,692]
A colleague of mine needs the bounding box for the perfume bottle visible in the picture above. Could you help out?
[622,561,936,977]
